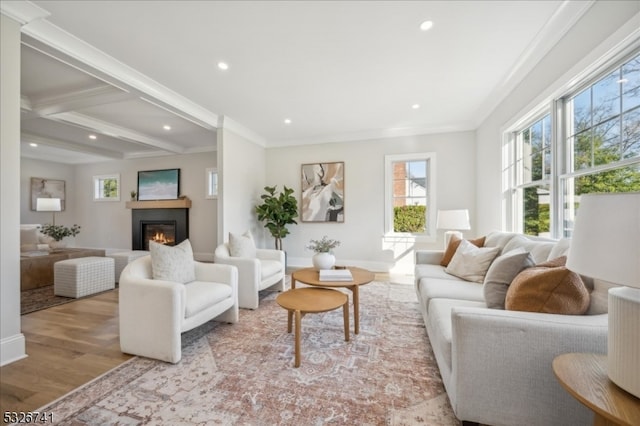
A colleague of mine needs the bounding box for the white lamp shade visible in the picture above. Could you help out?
[436,209,471,230]
[36,198,61,212]
[566,192,640,288]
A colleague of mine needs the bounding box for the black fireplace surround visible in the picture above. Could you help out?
[132,208,189,250]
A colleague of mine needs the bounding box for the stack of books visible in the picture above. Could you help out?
[319,269,353,282]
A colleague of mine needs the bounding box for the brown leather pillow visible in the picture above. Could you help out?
[505,256,589,315]
[440,236,486,266]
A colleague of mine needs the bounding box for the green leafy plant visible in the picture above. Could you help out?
[130,190,137,200]
[255,185,298,250]
[393,205,426,233]
[39,224,81,241]
[306,236,340,253]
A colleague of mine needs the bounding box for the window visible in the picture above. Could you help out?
[206,168,218,199]
[93,174,120,201]
[504,52,640,237]
[384,153,436,237]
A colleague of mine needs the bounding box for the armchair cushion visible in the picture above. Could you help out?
[229,231,256,258]
[184,280,233,318]
[261,259,283,279]
[149,239,195,284]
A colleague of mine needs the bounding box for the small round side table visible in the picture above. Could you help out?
[552,352,640,426]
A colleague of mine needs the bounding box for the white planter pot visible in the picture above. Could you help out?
[49,240,67,252]
[312,252,335,270]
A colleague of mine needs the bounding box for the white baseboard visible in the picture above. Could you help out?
[1,333,27,366]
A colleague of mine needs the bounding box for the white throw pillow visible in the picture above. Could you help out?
[229,231,257,258]
[149,239,196,284]
[445,239,500,283]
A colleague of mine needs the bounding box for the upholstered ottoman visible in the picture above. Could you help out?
[107,250,149,282]
[54,256,115,298]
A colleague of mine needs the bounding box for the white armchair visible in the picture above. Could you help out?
[214,243,285,309]
[119,255,239,363]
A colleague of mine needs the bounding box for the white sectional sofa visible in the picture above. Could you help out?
[415,231,612,426]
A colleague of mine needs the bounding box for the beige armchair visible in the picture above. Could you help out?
[119,255,238,363]
[214,243,285,309]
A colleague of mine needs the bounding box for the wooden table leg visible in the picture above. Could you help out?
[343,301,350,342]
[352,285,360,334]
[294,309,301,368]
[287,310,293,333]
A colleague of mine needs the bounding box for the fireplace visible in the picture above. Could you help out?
[131,208,189,250]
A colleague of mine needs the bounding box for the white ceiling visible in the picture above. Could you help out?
[7,0,595,164]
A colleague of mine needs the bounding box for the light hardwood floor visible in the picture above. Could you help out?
[0,289,131,415]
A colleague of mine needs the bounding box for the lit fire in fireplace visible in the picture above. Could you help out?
[151,232,174,245]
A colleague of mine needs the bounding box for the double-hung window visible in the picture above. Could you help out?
[504,51,640,237]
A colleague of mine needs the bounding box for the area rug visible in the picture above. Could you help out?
[20,285,75,315]
[37,281,460,425]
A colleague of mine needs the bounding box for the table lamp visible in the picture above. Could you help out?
[36,197,61,225]
[436,209,471,249]
[566,192,640,399]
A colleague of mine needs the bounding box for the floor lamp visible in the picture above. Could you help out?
[436,209,470,249]
[566,192,640,399]
[36,198,61,225]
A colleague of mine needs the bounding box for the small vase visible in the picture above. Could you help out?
[312,252,335,270]
[49,240,67,252]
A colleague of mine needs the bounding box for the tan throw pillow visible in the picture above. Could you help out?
[229,231,257,258]
[505,257,589,315]
[440,236,486,266]
[445,239,500,283]
[483,248,536,309]
[149,239,196,284]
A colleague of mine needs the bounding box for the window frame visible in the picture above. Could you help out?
[384,152,436,240]
[92,173,120,202]
[206,167,218,199]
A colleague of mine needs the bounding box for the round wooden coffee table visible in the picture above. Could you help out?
[291,267,375,334]
[276,287,349,368]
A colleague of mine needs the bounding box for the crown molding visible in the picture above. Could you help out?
[221,116,267,147]
[21,132,123,159]
[0,0,49,25]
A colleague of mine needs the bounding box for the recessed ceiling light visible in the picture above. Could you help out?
[420,21,433,31]
[412,104,421,109]
[29,143,38,147]
[163,125,172,130]
[89,134,97,140]
[217,62,229,70]
[284,118,292,125]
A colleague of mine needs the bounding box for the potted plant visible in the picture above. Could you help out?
[255,185,298,250]
[306,235,340,270]
[39,224,81,251]
[130,190,137,201]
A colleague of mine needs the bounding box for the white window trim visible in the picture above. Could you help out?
[206,167,217,199]
[93,173,120,201]
[384,152,436,241]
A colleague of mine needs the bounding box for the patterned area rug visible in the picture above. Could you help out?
[21,285,75,315]
[38,281,460,425]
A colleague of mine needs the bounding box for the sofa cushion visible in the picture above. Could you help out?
[483,231,518,250]
[229,231,257,258]
[149,239,196,284]
[184,281,232,318]
[418,277,485,315]
[502,235,555,264]
[21,227,40,245]
[505,256,590,315]
[483,248,536,309]
[440,236,486,266]
[416,264,462,282]
[445,240,500,283]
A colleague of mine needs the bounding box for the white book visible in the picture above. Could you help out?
[319,269,353,281]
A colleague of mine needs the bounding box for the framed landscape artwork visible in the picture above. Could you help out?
[137,168,180,200]
[30,177,66,211]
[301,162,344,222]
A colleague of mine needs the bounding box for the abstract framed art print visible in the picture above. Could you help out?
[301,162,344,222]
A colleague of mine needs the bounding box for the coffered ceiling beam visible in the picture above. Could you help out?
[30,85,134,116]
[22,132,124,159]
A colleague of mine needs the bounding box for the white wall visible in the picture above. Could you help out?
[266,131,476,272]
[476,2,640,235]
[219,123,267,247]
[21,152,217,259]
[1,14,26,366]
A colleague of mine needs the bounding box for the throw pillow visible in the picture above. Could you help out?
[445,239,500,283]
[440,235,486,266]
[505,257,589,315]
[149,239,196,284]
[229,231,257,258]
[21,227,40,245]
[483,248,536,309]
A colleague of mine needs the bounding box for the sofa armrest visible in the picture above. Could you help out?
[450,307,607,425]
[415,249,444,265]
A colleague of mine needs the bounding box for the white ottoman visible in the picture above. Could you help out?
[54,256,115,298]
[107,250,149,282]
